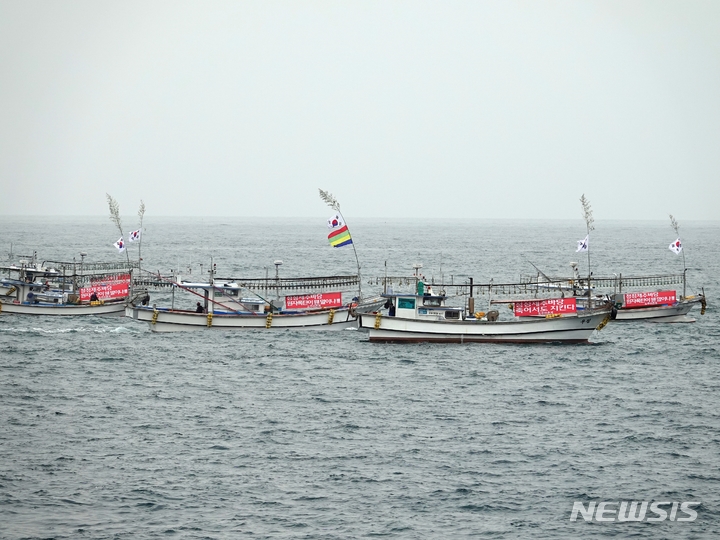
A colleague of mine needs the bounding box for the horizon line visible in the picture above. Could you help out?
[1,214,719,222]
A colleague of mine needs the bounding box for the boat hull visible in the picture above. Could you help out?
[127,306,358,332]
[0,300,126,316]
[614,300,699,322]
[359,310,611,343]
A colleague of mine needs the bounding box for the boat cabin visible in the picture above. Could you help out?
[181,281,267,314]
[384,293,463,321]
[0,266,70,305]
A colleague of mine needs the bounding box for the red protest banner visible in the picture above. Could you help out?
[513,297,577,317]
[623,290,676,308]
[285,292,343,310]
[79,274,131,301]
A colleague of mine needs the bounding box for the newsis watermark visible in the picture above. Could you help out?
[570,501,699,522]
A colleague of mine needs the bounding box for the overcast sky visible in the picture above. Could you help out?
[1,1,718,219]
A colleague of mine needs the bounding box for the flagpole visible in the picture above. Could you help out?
[106,193,131,268]
[580,195,595,308]
[670,214,686,297]
[137,200,145,271]
[586,228,591,303]
[339,210,362,300]
[319,189,363,300]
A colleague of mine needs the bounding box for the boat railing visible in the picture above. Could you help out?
[42,260,141,273]
[374,272,687,299]
[133,274,360,292]
[519,272,686,290]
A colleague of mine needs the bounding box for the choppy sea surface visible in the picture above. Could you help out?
[1,216,719,539]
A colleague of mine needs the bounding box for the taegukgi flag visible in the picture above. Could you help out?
[576,235,588,252]
[114,237,126,253]
[128,229,141,242]
[327,214,344,230]
[669,238,682,254]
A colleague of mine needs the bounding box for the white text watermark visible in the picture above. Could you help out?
[570,501,699,522]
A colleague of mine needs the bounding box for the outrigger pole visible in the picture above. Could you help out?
[319,189,363,300]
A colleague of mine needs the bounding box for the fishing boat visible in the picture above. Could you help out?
[606,271,706,322]
[562,211,706,322]
[0,255,142,316]
[359,291,612,344]
[127,269,384,333]
[524,268,706,323]
[610,291,705,322]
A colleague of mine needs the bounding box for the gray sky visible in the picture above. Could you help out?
[1,0,718,219]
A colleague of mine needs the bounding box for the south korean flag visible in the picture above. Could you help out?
[669,238,682,254]
[327,214,344,230]
[576,235,588,253]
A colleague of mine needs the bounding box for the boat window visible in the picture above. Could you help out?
[445,310,460,320]
[423,297,442,307]
[219,288,238,297]
[398,297,416,309]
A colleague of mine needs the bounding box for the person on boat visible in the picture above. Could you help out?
[417,277,425,296]
[195,302,205,313]
[90,292,99,302]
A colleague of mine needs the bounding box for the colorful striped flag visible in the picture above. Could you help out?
[328,224,352,247]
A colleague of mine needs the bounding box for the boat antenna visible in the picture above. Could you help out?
[580,194,595,307]
[319,188,362,300]
[384,260,388,294]
[669,214,687,297]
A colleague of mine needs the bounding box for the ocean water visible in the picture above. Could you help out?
[1,216,719,539]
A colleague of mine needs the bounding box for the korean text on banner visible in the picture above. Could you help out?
[79,274,131,302]
[624,291,677,308]
[285,292,343,310]
[514,297,577,317]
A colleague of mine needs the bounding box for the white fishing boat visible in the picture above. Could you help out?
[525,269,707,323]
[359,292,612,343]
[127,271,383,333]
[0,256,141,316]
[572,213,706,322]
[609,288,706,323]
[128,303,358,332]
